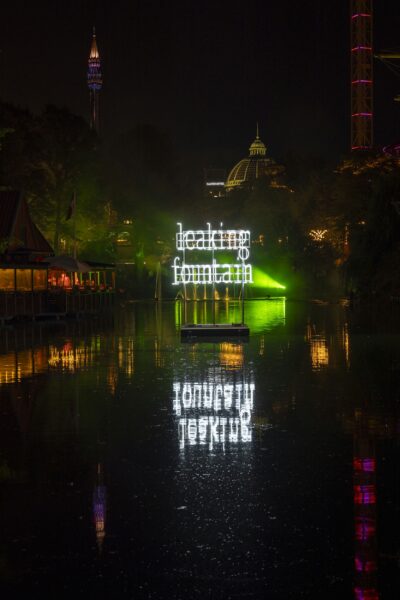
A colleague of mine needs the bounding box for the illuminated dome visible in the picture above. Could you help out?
[225,127,284,191]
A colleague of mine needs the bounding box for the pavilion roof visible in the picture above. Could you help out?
[0,191,53,256]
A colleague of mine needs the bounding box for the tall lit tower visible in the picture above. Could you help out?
[351,1,373,151]
[87,27,102,134]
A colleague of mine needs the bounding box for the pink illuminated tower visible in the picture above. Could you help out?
[87,28,102,134]
[351,1,374,151]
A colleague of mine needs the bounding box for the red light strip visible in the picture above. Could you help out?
[352,113,373,117]
[355,520,376,541]
[352,46,372,52]
[355,557,377,573]
[352,13,372,19]
[353,458,376,472]
[354,485,376,505]
[354,588,379,600]
[352,80,373,84]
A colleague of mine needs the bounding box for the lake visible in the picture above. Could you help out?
[0,299,399,598]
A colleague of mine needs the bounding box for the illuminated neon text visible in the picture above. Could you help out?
[173,223,253,285]
[172,257,252,285]
[176,223,250,261]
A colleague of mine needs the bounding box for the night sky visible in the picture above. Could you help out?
[1,0,400,170]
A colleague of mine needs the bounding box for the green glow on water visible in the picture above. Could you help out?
[175,297,286,333]
[244,297,286,332]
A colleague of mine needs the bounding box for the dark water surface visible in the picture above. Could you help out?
[0,300,399,599]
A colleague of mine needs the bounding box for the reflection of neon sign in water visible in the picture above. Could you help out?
[173,381,255,449]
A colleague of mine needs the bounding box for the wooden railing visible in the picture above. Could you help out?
[0,289,115,322]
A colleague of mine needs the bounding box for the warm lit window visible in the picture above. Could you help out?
[16,269,32,291]
[33,270,47,290]
[0,269,15,291]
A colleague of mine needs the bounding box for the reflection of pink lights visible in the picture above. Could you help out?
[355,557,377,572]
[351,13,372,19]
[353,458,376,472]
[352,146,371,150]
[352,113,373,117]
[93,486,106,525]
[352,46,372,52]
[383,143,400,156]
[354,485,376,505]
[352,80,373,84]
[355,518,376,541]
[354,588,379,600]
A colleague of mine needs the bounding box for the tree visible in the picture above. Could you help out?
[0,102,106,255]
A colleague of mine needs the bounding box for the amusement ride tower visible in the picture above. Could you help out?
[87,28,102,134]
[351,1,374,151]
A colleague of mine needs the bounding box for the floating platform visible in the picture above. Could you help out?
[180,323,250,339]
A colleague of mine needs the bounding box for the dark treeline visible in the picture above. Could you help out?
[1,101,400,299]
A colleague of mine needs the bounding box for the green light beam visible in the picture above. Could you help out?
[251,267,286,290]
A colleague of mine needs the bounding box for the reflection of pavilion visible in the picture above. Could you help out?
[48,341,94,372]
[0,346,49,384]
[0,319,136,392]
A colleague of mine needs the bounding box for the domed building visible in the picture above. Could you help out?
[225,127,285,191]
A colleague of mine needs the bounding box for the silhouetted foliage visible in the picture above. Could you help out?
[2,101,400,298]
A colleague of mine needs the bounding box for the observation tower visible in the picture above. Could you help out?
[87,28,102,134]
[351,1,374,151]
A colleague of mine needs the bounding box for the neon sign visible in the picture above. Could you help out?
[172,223,253,286]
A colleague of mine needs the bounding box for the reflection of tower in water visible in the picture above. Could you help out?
[93,463,107,554]
[305,312,383,598]
[353,415,379,600]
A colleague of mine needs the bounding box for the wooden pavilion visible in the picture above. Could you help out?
[0,191,115,322]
